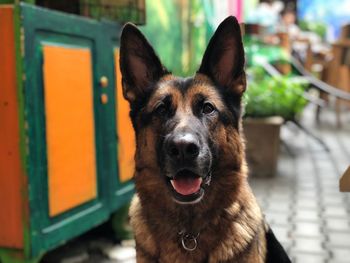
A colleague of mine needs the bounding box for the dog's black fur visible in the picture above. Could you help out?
[120,15,291,263]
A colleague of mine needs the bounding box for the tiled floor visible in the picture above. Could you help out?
[250,105,350,263]
[42,105,350,263]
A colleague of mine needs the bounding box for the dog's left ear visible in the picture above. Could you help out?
[120,23,168,104]
[197,16,245,95]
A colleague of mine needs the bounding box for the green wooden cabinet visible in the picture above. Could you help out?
[0,3,134,262]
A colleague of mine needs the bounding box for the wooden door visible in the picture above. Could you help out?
[21,3,127,256]
[99,21,135,213]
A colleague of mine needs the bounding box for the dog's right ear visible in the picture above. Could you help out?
[197,16,245,96]
[120,23,168,104]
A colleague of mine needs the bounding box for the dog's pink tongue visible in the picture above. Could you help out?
[171,177,202,195]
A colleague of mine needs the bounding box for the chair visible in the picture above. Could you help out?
[316,24,350,127]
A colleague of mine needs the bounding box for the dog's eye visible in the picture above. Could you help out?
[155,103,167,116]
[202,102,215,115]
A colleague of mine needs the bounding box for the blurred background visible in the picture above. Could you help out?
[0,0,350,262]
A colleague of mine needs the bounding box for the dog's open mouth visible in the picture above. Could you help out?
[167,169,206,204]
[171,171,202,195]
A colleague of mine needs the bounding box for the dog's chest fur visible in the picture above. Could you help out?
[129,183,267,263]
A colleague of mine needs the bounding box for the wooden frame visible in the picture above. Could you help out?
[0,4,134,262]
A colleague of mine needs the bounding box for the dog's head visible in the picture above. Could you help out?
[120,16,246,206]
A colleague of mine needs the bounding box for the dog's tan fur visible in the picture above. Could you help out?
[127,73,267,263]
[130,186,267,263]
[119,16,289,263]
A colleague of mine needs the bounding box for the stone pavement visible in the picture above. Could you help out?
[249,105,350,263]
[42,105,350,263]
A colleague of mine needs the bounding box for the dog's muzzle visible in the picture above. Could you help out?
[164,132,211,204]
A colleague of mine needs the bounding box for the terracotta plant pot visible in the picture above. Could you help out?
[340,166,350,192]
[243,116,284,177]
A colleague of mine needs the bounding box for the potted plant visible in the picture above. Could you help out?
[243,68,307,177]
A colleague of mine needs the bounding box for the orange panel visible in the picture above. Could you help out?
[0,6,24,248]
[43,45,97,217]
[115,49,135,182]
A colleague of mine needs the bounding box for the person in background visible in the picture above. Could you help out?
[277,6,301,40]
[277,5,330,65]
[246,0,284,33]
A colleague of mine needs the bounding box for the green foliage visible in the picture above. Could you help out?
[244,36,290,67]
[299,20,327,39]
[80,0,144,24]
[244,69,308,120]
[140,0,213,76]
[111,203,133,240]
[140,0,184,75]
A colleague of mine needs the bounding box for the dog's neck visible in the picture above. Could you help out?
[135,171,260,238]
[130,180,264,262]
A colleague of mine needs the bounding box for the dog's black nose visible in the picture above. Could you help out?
[167,133,200,162]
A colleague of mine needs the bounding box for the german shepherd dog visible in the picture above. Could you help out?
[120,16,291,263]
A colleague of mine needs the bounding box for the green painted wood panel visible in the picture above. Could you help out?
[99,20,134,212]
[20,3,133,257]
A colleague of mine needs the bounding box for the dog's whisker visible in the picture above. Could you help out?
[204,171,212,186]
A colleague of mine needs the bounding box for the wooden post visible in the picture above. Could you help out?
[340,166,350,192]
